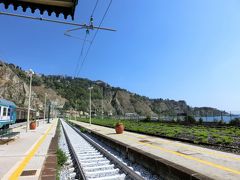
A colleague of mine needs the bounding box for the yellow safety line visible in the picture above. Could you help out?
[72,122,240,175]
[168,141,240,161]
[130,134,240,161]
[9,123,54,179]
[125,135,240,175]
[140,142,240,175]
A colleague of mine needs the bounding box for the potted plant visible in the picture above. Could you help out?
[115,121,124,134]
[30,119,36,130]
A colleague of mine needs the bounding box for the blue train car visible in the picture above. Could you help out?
[0,98,17,129]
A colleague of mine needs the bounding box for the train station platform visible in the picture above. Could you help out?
[0,119,58,180]
[70,120,240,180]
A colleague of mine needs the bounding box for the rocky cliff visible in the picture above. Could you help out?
[0,61,226,116]
[0,61,66,110]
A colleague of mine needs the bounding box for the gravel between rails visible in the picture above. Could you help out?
[58,122,76,179]
[59,120,161,180]
[61,120,127,180]
[72,126,161,180]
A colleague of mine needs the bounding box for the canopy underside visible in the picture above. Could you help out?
[0,0,78,19]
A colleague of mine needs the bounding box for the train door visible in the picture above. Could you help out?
[9,107,13,122]
[10,107,17,123]
[7,107,12,121]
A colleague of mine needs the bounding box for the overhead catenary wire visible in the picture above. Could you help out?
[64,26,92,42]
[74,33,89,76]
[72,0,100,78]
[91,0,99,17]
[75,0,113,77]
[64,33,92,42]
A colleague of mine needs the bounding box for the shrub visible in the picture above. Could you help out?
[198,118,203,124]
[80,127,87,133]
[229,118,240,126]
[184,115,196,124]
[142,115,151,122]
[57,148,67,167]
[218,119,225,125]
[214,136,233,145]
[199,137,208,144]
[176,118,181,123]
[115,122,123,126]
[222,136,233,144]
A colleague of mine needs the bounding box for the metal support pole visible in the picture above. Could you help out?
[43,93,47,121]
[48,102,51,124]
[26,71,33,132]
[88,87,93,125]
[75,100,77,121]
[102,87,104,120]
[90,88,92,125]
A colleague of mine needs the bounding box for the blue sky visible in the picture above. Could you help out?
[0,0,240,111]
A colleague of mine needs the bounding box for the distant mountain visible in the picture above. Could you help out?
[0,60,227,117]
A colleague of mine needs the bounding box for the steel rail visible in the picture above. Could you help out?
[69,122,145,180]
[61,121,87,180]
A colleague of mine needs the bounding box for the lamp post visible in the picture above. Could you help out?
[43,93,47,121]
[88,86,93,125]
[47,101,51,124]
[26,69,34,132]
[101,87,104,120]
[75,100,77,121]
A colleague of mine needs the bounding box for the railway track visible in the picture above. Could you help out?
[61,120,145,180]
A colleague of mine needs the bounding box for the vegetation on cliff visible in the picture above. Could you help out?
[2,61,227,117]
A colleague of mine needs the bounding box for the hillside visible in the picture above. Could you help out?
[0,61,66,110]
[0,61,226,117]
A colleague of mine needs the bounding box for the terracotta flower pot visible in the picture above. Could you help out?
[115,123,124,134]
[30,121,36,130]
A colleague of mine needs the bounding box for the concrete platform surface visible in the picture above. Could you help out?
[0,119,57,180]
[70,120,240,180]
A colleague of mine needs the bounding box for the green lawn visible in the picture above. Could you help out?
[74,118,240,147]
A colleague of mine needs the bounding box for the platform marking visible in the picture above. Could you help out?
[166,141,240,161]
[74,121,240,161]
[72,121,240,175]
[129,136,240,175]
[140,142,240,175]
[9,123,55,179]
[130,134,240,161]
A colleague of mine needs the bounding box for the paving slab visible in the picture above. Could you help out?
[70,120,240,180]
[0,119,58,180]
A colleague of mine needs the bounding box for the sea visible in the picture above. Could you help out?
[195,115,240,123]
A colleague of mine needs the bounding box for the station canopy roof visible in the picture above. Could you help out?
[0,0,78,19]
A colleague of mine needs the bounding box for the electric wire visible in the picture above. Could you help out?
[91,0,99,17]
[74,33,88,76]
[75,0,113,77]
[64,33,92,42]
[73,0,100,78]
[64,26,92,42]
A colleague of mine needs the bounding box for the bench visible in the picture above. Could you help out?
[0,128,20,144]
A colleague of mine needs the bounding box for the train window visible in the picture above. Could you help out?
[8,108,10,116]
[3,107,7,116]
